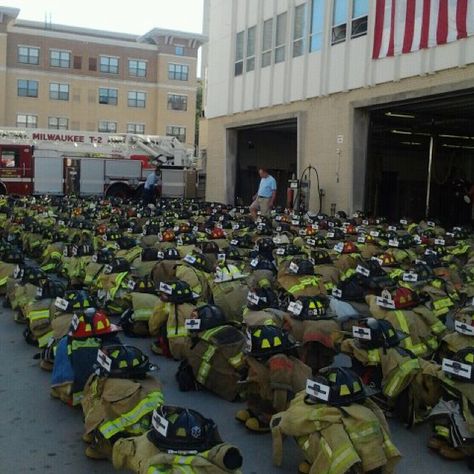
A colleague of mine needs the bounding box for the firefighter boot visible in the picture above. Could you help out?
[439,446,466,461]
[298,461,311,474]
[235,409,252,424]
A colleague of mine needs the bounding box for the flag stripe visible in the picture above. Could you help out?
[420,0,432,49]
[447,0,459,42]
[428,0,440,48]
[394,0,408,54]
[380,0,393,57]
[412,0,425,52]
[387,0,397,56]
[468,0,474,35]
[403,0,417,53]
[437,0,448,44]
[457,0,468,38]
[373,0,386,58]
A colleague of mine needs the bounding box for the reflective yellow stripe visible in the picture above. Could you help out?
[228,352,244,368]
[394,311,427,356]
[196,346,216,385]
[435,426,450,439]
[431,320,446,335]
[426,336,439,350]
[433,298,453,311]
[367,349,381,364]
[38,330,54,348]
[383,358,420,398]
[0,276,8,286]
[110,272,129,299]
[133,308,153,321]
[347,422,380,441]
[99,391,164,439]
[288,276,320,295]
[330,443,360,474]
[28,309,50,322]
[72,391,83,406]
[167,326,188,338]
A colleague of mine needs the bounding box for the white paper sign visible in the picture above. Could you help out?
[247,292,260,305]
[184,254,196,265]
[152,412,169,437]
[71,314,80,331]
[55,297,69,311]
[332,288,342,298]
[455,320,474,336]
[97,349,112,372]
[352,326,372,340]
[159,282,173,295]
[250,258,259,268]
[185,318,201,330]
[36,287,43,298]
[127,280,136,291]
[306,379,330,401]
[288,301,303,316]
[356,265,370,277]
[442,358,472,379]
[402,272,419,282]
[289,262,300,273]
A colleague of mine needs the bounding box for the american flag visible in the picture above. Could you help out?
[373,0,474,59]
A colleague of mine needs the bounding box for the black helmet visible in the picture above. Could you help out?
[351,318,406,350]
[305,367,373,407]
[332,275,366,302]
[37,277,66,300]
[131,275,155,293]
[117,236,137,250]
[20,264,47,286]
[442,348,474,383]
[257,238,275,259]
[105,257,130,274]
[95,248,115,264]
[250,257,276,273]
[247,287,279,311]
[3,247,23,264]
[230,235,253,249]
[158,248,181,261]
[148,406,223,454]
[142,247,159,262]
[275,244,303,257]
[287,296,329,320]
[60,290,95,313]
[311,249,332,265]
[187,304,227,332]
[245,325,297,359]
[159,280,199,304]
[223,245,243,261]
[288,259,314,276]
[183,252,214,273]
[96,344,158,379]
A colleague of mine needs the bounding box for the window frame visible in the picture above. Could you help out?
[246,26,256,72]
[98,87,118,106]
[293,3,307,58]
[168,63,189,81]
[175,45,185,56]
[127,90,147,108]
[234,31,245,76]
[49,49,71,68]
[49,82,70,101]
[310,0,325,52]
[99,55,120,74]
[166,125,187,143]
[275,12,288,64]
[127,123,146,134]
[17,45,40,65]
[261,18,274,68]
[167,93,188,111]
[16,114,38,128]
[331,0,348,45]
[17,79,39,98]
[351,0,369,39]
[48,116,69,130]
[128,58,148,77]
[98,120,118,133]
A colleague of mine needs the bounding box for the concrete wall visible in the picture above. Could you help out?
[206,64,474,213]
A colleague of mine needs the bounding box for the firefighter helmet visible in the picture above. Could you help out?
[183,252,213,273]
[245,325,297,359]
[247,287,279,311]
[142,247,159,262]
[189,304,227,332]
[352,318,406,350]
[288,296,329,320]
[69,308,121,339]
[288,259,315,276]
[159,280,199,304]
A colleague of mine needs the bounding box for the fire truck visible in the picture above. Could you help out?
[0,128,201,198]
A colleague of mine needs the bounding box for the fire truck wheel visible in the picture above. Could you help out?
[0,183,7,195]
[105,183,132,199]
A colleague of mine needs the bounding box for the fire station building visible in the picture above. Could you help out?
[0,6,205,147]
[202,0,474,224]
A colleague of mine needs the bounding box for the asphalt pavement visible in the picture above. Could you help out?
[0,305,470,473]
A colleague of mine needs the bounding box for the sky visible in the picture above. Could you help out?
[3,0,204,34]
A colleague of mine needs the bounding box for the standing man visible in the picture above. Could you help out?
[143,167,162,206]
[250,168,277,219]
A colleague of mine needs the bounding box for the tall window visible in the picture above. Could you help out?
[128,59,147,77]
[275,12,287,63]
[166,126,186,143]
[352,0,368,38]
[17,114,37,128]
[127,123,145,134]
[293,4,307,57]
[175,45,185,56]
[246,26,256,72]
[50,50,71,68]
[128,91,146,108]
[100,56,119,74]
[49,83,69,101]
[262,19,273,67]
[98,121,117,133]
[17,80,38,98]
[168,94,188,111]
[332,0,348,45]
[48,117,69,130]
[17,46,39,65]
[168,64,189,81]
[310,0,325,52]
[98,88,118,105]
[234,31,245,76]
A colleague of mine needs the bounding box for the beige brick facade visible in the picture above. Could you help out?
[0,7,204,147]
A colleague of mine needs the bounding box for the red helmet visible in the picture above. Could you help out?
[70,308,121,338]
[380,252,397,267]
[393,287,417,309]
[344,224,357,235]
[210,227,225,240]
[161,229,176,242]
[305,225,317,236]
[342,241,358,254]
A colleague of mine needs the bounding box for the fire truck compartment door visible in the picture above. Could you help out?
[80,159,104,194]
[34,157,63,194]
[161,169,186,198]
[105,160,141,179]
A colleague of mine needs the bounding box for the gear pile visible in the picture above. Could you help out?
[2,195,474,472]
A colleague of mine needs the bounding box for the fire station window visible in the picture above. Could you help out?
[262,19,273,68]
[332,0,348,45]
[246,26,256,72]
[17,46,39,65]
[351,0,368,38]
[50,50,71,68]
[17,79,38,98]
[0,151,18,168]
[168,64,189,81]
[168,94,188,111]
[275,13,287,64]
[98,121,117,133]
[128,59,147,77]
[166,126,186,143]
[98,88,118,105]
[310,0,325,52]
[234,31,244,76]
[128,91,146,108]
[16,114,37,128]
[100,56,119,74]
[49,83,69,101]
[48,117,69,130]
[293,4,307,57]
[127,123,145,134]
[175,45,185,56]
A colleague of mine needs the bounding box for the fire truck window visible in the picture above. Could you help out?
[1,151,19,168]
